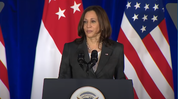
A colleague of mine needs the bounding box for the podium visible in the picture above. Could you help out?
[42,79,134,99]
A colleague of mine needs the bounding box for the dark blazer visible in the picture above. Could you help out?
[58,39,125,79]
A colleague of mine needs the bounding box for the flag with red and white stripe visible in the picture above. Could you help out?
[0,26,10,99]
[118,0,174,99]
[31,0,83,99]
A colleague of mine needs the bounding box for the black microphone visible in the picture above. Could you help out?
[78,50,98,72]
[90,50,98,67]
[78,50,88,72]
[77,50,86,64]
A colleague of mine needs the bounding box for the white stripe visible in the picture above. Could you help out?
[124,56,151,99]
[31,21,62,99]
[0,80,10,99]
[0,42,7,68]
[150,27,172,68]
[121,13,174,98]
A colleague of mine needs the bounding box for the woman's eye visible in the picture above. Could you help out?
[83,21,87,23]
[91,20,96,23]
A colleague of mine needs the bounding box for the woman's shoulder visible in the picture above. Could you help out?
[64,38,83,47]
[107,39,123,47]
[106,40,124,53]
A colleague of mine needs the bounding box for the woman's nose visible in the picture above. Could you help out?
[87,22,91,28]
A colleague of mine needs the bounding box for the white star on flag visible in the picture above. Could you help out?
[126,2,131,9]
[162,8,164,12]
[71,1,81,13]
[132,14,139,21]
[142,14,148,21]
[134,2,141,10]
[55,7,66,20]
[144,4,149,11]
[151,15,158,22]
[153,4,159,11]
[140,25,146,32]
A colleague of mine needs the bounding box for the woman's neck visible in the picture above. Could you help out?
[86,38,102,53]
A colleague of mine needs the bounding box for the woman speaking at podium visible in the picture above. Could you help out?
[58,6,125,79]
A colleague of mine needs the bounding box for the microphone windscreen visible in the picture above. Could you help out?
[91,50,98,63]
[78,50,85,63]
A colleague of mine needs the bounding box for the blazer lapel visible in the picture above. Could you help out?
[96,43,113,75]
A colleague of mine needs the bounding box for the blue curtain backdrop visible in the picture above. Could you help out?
[0,0,177,99]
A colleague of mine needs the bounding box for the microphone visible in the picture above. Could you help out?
[78,50,88,71]
[77,50,98,72]
[77,50,86,64]
[89,50,98,67]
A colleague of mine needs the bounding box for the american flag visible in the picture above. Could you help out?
[31,0,83,99]
[0,26,10,99]
[118,0,174,98]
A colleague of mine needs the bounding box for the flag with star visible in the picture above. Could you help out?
[31,0,83,99]
[118,0,174,99]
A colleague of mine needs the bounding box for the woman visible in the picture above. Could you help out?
[58,6,125,79]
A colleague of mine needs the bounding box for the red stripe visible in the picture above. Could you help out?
[118,29,165,99]
[158,19,169,44]
[0,61,9,90]
[142,34,174,90]
[0,26,5,46]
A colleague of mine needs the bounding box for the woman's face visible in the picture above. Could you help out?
[83,10,100,39]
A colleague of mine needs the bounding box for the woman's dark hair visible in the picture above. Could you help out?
[76,5,112,46]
